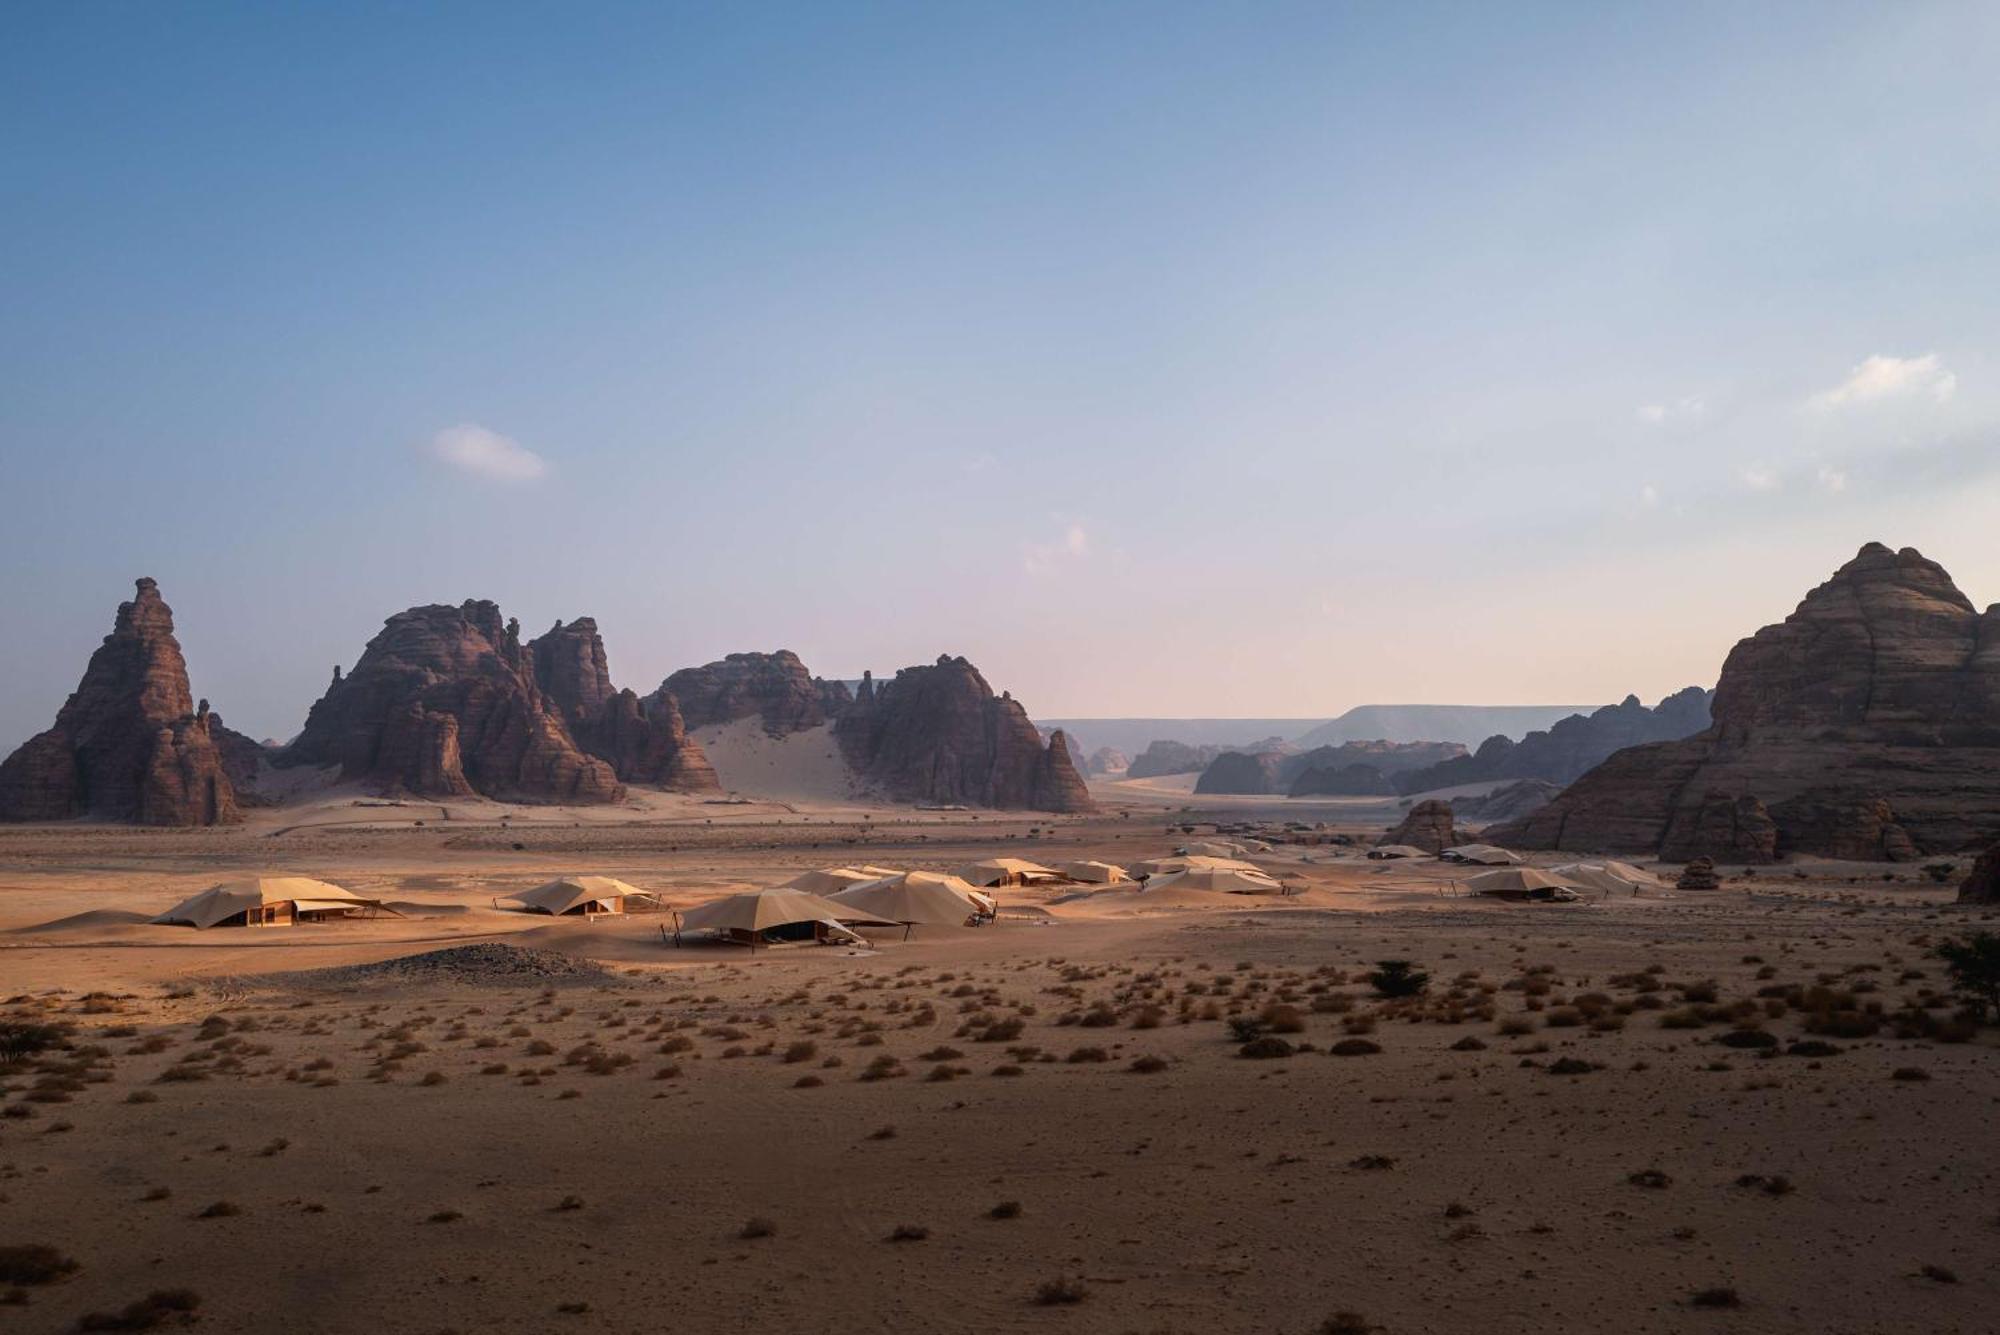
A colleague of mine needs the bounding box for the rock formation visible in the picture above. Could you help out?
[1127,740,1227,779]
[1282,740,1464,793]
[1492,544,2000,861]
[1083,746,1129,776]
[528,619,718,791]
[0,578,242,825]
[1677,857,1721,890]
[1193,750,1285,795]
[1449,778,1561,824]
[1958,840,2000,904]
[283,600,623,803]
[1397,689,1712,794]
[1380,799,1457,853]
[655,651,850,737]
[1287,763,1397,797]
[832,655,1094,812]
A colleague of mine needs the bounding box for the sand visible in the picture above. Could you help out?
[2,793,1997,1333]
[694,719,869,803]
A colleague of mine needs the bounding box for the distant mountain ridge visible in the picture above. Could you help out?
[1041,707,1593,758]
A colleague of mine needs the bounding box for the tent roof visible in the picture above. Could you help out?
[1131,853,1262,877]
[777,868,882,897]
[1443,844,1523,865]
[675,887,893,935]
[1552,861,1663,895]
[1465,868,1585,895]
[1142,866,1283,895]
[829,873,988,925]
[955,857,1062,885]
[151,877,374,929]
[507,876,643,915]
[1059,860,1129,883]
[1367,845,1429,860]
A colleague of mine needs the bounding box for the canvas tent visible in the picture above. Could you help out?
[830,871,991,933]
[151,877,400,929]
[1441,844,1523,866]
[1463,868,1585,902]
[1059,859,1129,884]
[955,857,1064,888]
[670,888,892,949]
[1552,861,1663,897]
[1366,845,1429,861]
[778,867,884,898]
[1140,865,1283,895]
[1131,853,1262,878]
[498,877,651,916]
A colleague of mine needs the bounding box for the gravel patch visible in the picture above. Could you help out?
[252,943,614,990]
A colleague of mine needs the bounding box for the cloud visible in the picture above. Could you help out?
[428,424,548,482]
[1808,353,1956,411]
[1816,466,1848,493]
[1739,464,1781,492]
[1636,397,1704,426]
[1639,482,1660,508]
[1022,522,1090,576]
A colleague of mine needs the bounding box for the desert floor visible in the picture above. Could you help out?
[2,789,1997,1334]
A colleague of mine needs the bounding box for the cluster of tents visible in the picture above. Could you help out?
[151,874,659,930]
[1458,860,1663,903]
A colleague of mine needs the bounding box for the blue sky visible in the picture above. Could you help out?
[4,1,1998,748]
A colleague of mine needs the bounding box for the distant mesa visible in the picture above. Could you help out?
[1493,543,2000,862]
[1449,778,1561,825]
[0,578,250,826]
[1082,746,1129,776]
[1192,739,1465,797]
[281,599,633,803]
[1394,688,1712,794]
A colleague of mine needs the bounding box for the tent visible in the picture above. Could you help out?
[1463,868,1585,902]
[1441,844,1523,866]
[498,876,650,916]
[1552,861,1663,896]
[1131,853,1262,877]
[955,857,1065,887]
[1366,845,1429,861]
[777,867,884,897]
[1059,859,1129,884]
[670,888,893,949]
[1140,866,1284,895]
[151,877,401,929]
[830,871,990,932]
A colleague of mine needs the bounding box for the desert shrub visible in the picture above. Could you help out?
[1368,961,1429,998]
[988,1200,1022,1219]
[1689,1287,1742,1309]
[1717,1028,1776,1049]
[886,1224,929,1242]
[1329,1039,1381,1057]
[1260,1003,1306,1034]
[0,1022,67,1065]
[1238,1036,1294,1060]
[1033,1276,1087,1306]
[738,1217,776,1239]
[75,1288,201,1331]
[1128,1055,1169,1074]
[782,1041,818,1064]
[1935,933,2000,1020]
[0,1243,79,1285]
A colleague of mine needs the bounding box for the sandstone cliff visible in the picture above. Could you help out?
[284,600,623,803]
[0,578,241,825]
[1491,544,2000,861]
[1397,689,1712,794]
[833,656,1094,812]
[655,651,850,737]
[1193,750,1285,795]
[529,619,718,791]
[1381,799,1456,853]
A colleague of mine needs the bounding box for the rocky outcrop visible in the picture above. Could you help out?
[1288,763,1397,797]
[1958,840,2000,904]
[1398,689,1712,794]
[1083,746,1129,776]
[833,655,1094,812]
[1127,740,1227,779]
[655,651,850,737]
[284,600,623,803]
[530,619,718,791]
[0,578,240,825]
[1380,799,1457,853]
[1492,544,2000,861]
[1282,740,1464,792]
[1450,778,1561,824]
[1194,750,1285,795]
[1677,857,1721,890]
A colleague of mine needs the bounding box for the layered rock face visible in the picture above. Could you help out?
[284,601,623,803]
[529,619,718,792]
[1083,746,1129,776]
[1283,740,1463,795]
[1449,778,1560,824]
[0,578,241,825]
[1287,763,1397,797]
[833,657,1094,812]
[1127,740,1228,779]
[1193,750,1285,795]
[655,651,850,737]
[1959,840,2000,904]
[1492,544,2000,861]
[1381,799,1456,853]
[1397,689,1712,794]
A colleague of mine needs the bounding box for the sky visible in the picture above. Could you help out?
[4,1,1999,749]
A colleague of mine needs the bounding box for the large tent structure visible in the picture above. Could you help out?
[670,888,892,949]
[1552,861,1664,897]
[1177,839,1271,857]
[1059,860,1130,884]
[151,877,401,929]
[1365,845,1430,861]
[1463,868,1586,902]
[778,868,885,898]
[497,877,652,917]
[1441,844,1523,866]
[1140,866,1284,895]
[1130,853,1263,878]
[829,871,991,934]
[955,857,1065,888]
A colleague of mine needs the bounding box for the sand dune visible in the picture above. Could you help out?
[694,719,869,802]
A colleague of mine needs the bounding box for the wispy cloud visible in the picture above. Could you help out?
[1022,522,1090,576]
[428,424,548,483]
[1636,397,1704,426]
[1807,353,1956,411]
[1739,463,1781,492]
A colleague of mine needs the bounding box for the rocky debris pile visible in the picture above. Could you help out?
[282,600,623,803]
[1450,779,1561,823]
[1398,689,1712,794]
[1380,799,1458,854]
[529,618,718,791]
[1958,840,2000,904]
[833,656,1094,812]
[265,942,613,988]
[0,578,250,826]
[1677,857,1721,891]
[655,651,850,737]
[1492,545,2000,862]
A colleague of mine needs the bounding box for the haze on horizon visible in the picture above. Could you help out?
[4,1,1998,751]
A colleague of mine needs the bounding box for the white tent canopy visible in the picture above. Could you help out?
[777,868,885,898]
[1441,844,1523,866]
[152,877,399,929]
[500,876,648,916]
[830,871,990,927]
[1059,859,1129,884]
[1552,861,1664,896]
[954,857,1064,887]
[1366,845,1429,861]
[1464,868,1586,900]
[1141,865,1283,895]
[672,887,892,947]
[1131,853,1262,877]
